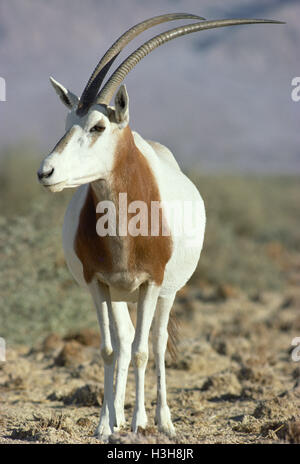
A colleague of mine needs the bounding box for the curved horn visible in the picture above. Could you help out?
[97,18,284,105]
[76,13,205,115]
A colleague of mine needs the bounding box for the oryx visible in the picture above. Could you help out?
[37,13,283,439]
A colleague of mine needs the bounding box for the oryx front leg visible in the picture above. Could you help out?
[88,280,116,440]
[152,295,176,436]
[131,283,160,432]
[110,302,135,429]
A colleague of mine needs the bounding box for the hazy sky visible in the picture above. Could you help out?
[0,0,300,172]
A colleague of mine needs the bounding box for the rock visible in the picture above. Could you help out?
[216,284,238,300]
[200,371,242,397]
[64,328,100,347]
[62,384,103,406]
[230,415,261,434]
[42,333,64,353]
[253,394,298,421]
[54,341,85,367]
[278,421,300,443]
[77,417,93,428]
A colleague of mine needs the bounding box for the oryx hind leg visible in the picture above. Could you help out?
[131,283,160,432]
[152,294,176,436]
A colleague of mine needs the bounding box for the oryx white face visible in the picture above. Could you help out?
[37,78,129,192]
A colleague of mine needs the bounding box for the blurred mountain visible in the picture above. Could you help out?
[0,0,299,173]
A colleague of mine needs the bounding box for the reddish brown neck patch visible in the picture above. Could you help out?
[111,127,172,285]
[74,126,172,286]
[74,185,113,283]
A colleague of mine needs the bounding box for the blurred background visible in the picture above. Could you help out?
[0,0,299,344]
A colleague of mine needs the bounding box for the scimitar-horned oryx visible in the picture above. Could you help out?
[37,13,283,439]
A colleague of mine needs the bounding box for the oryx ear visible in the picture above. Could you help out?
[49,76,79,110]
[114,85,129,127]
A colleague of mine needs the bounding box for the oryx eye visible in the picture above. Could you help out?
[90,124,105,133]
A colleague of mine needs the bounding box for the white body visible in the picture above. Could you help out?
[38,82,205,440]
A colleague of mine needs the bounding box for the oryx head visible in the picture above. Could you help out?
[37,14,283,192]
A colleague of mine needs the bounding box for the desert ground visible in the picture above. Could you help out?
[0,152,299,444]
